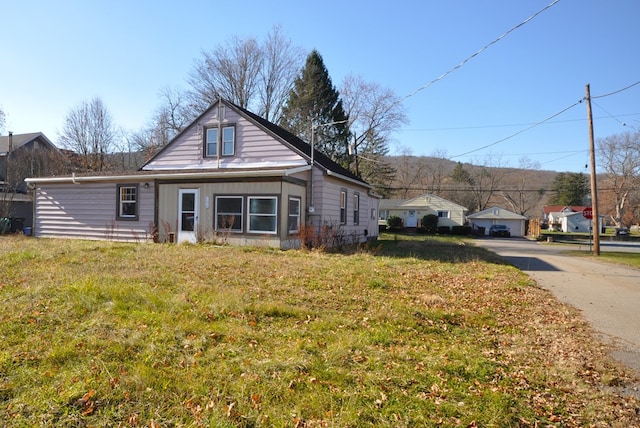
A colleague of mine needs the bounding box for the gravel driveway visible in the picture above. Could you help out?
[474,237,640,375]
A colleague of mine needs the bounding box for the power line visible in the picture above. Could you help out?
[592,100,638,131]
[450,99,583,159]
[591,80,640,99]
[399,112,640,133]
[398,0,562,105]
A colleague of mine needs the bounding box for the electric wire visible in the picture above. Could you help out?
[591,80,640,99]
[450,99,583,159]
[397,0,562,105]
[592,100,637,130]
[399,113,640,133]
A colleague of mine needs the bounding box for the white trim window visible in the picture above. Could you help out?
[248,196,278,234]
[288,197,301,234]
[353,193,360,225]
[340,189,347,224]
[222,126,235,156]
[215,196,243,232]
[205,127,218,157]
[117,184,138,220]
[205,125,235,157]
[437,210,450,218]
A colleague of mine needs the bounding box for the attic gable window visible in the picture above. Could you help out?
[204,125,236,157]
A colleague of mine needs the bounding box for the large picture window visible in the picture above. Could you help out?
[117,184,138,220]
[288,197,301,234]
[248,197,277,234]
[215,196,243,231]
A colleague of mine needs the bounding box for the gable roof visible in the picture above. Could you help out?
[0,132,57,154]
[467,206,527,220]
[543,205,588,214]
[141,99,368,186]
[399,193,468,211]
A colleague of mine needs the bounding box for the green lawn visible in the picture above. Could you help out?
[1,234,638,427]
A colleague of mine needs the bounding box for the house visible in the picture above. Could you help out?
[1,132,63,233]
[543,205,588,230]
[466,206,527,237]
[25,99,379,248]
[379,194,467,230]
[559,211,604,234]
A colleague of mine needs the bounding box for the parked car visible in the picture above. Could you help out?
[615,227,630,236]
[489,224,511,237]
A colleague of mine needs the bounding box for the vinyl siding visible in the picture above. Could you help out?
[156,179,306,248]
[311,174,377,243]
[33,182,155,242]
[144,107,306,171]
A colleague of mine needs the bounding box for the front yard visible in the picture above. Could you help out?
[1,234,638,427]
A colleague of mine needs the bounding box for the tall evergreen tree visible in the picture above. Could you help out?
[279,50,350,167]
[549,172,589,206]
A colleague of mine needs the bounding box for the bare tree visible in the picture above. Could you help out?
[188,27,303,117]
[501,157,545,216]
[0,107,5,134]
[189,35,262,112]
[417,149,450,195]
[393,147,424,199]
[134,87,195,160]
[468,158,506,212]
[59,97,117,171]
[340,74,407,192]
[597,131,640,227]
[154,26,302,143]
[259,26,305,121]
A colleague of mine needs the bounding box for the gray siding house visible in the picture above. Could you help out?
[25,99,379,248]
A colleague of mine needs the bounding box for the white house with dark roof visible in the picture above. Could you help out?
[25,99,379,248]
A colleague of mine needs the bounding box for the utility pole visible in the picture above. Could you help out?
[585,84,600,255]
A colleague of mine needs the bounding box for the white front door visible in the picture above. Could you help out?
[178,189,199,243]
[406,210,418,228]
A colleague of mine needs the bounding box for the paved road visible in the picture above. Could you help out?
[474,237,640,375]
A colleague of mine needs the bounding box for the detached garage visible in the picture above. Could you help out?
[467,206,527,237]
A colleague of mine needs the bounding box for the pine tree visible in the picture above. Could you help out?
[279,50,350,167]
[549,172,589,206]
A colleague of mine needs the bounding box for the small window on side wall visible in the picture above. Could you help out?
[340,190,347,224]
[353,193,360,225]
[288,197,301,234]
[117,184,138,221]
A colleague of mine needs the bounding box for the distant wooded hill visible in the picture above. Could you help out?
[382,155,560,218]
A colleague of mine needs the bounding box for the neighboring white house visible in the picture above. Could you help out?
[544,205,588,230]
[560,211,604,234]
[379,194,467,230]
[467,206,527,237]
[25,99,380,248]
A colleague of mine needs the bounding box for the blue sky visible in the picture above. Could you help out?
[2,0,639,173]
